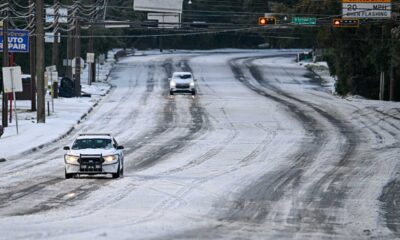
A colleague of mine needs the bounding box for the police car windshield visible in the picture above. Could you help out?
[72,139,113,150]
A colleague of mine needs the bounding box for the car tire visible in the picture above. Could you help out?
[170,90,174,95]
[65,170,73,179]
[112,165,121,179]
[192,89,196,95]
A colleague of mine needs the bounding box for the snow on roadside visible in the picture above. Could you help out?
[302,61,336,94]
[0,62,114,160]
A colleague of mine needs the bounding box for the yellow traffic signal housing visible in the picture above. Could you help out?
[332,18,359,28]
[259,17,276,25]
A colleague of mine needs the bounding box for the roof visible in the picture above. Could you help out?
[76,133,112,139]
[134,0,184,13]
[173,71,191,74]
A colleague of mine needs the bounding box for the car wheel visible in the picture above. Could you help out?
[170,90,174,95]
[65,170,73,179]
[112,165,121,179]
[192,89,196,95]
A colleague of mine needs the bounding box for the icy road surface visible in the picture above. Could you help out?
[1,50,400,239]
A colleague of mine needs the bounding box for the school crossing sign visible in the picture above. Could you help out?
[342,0,392,19]
[0,29,29,53]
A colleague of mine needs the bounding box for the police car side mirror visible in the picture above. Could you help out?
[63,146,70,150]
[117,146,124,150]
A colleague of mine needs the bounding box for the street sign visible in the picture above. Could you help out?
[2,66,22,134]
[45,71,58,84]
[86,53,95,63]
[45,70,58,113]
[46,7,68,23]
[148,12,181,28]
[72,57,84,75]
[342,0,391,19]
[45,32,61,43]
[98,54,105,64]
[0,29,29,53]
[2,66,22,93]
[63,59,72,67]
[291,17,317,25]
[46,65,57,72]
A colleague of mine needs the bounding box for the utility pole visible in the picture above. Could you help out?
[389,26,397,102]
[29,0,36,111]
[2,0,9,127]
[88,0,95,83]
[36,0,45,123]
[66,0,74,79]
[74,0,81,97]
[390,27,396,101]
[379,26,385,101]
[389,63,397,101]
[52,0,60,69]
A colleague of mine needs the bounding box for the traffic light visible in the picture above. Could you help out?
[259,17,276,25]
[332,19,359,28]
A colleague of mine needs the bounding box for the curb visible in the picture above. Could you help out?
[20,65,116,156]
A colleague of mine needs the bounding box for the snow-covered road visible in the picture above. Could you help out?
[1,50,400,239]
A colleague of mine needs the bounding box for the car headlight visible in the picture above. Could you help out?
[190,82,195,87]
[65,155,79,164]
[103,155,118,163]
[170,81,176,87]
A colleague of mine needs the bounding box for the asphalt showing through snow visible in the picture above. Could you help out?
[0,51,399,239]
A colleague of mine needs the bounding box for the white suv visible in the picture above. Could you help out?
[63,133,124,179]
[169,72,197,96]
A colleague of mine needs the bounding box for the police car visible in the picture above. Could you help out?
[63,133,124,179]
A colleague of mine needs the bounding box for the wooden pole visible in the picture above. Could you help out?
[2,0,9,127]
[36,0,46,123]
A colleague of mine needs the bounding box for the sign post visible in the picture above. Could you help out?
[46,65,57,113]
[86,53,95,85]
[2,66,22,134]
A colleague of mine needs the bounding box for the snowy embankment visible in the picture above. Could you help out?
[0,60,114,159]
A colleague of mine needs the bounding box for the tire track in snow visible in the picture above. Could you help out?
[0,61,157,215]
[214,56,360,237]
[122,57,214,172]
[247,58,362,236]
[0,63,143,175]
